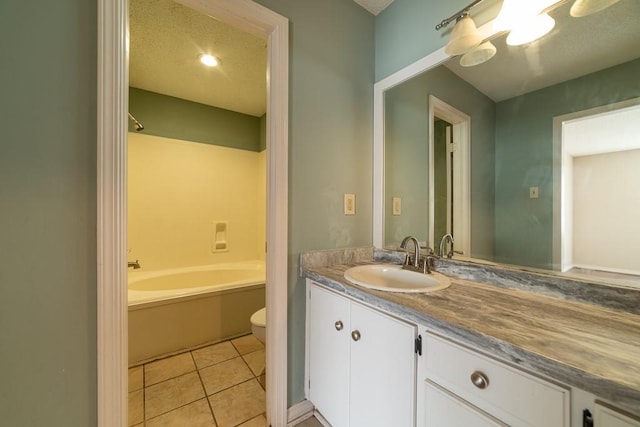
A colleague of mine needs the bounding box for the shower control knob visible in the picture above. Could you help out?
[334,320,343,331]
[351,330,361,341]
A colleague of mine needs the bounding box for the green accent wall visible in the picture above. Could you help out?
[259,114,267,152]
[254,0,375,405]
[384,65,496,259]
[433,119,449,241]
[494,58,640,269]
[129,87,261,151]
[0,0,97,425]
[375,0,501,81]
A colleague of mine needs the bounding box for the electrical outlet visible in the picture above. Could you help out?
[529,186,539,199]
[392,197,402,215]
[344,193,356,215]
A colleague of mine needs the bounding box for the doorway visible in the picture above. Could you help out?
[97,0,289,425]
[555,98,640,278]
[428,95,471,256]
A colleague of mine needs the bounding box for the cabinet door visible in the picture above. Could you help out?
[424,380,507,427]
[349,302,416,427]
[308,284,351,427]
[595,402,640,427]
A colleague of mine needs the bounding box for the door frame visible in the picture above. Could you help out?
[428,95,471,256]
[96,0,289,425]
[552,97,640,272]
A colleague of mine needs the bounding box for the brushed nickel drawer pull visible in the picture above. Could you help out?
[351,330,361,341]
[471,371,489,389]
[334,320,343,331]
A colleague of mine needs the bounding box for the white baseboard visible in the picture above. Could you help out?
[287,399,315,426]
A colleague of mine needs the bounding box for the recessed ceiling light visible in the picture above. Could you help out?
[198,54,220,67]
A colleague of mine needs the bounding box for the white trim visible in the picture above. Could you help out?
[373,19,497,249]
[97,0,129,425]
[287,399,315,426]
[428,96,471,256]
[552,97,640,272]
[97,0,289,425]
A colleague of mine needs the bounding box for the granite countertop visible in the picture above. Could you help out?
[303,259,640,413]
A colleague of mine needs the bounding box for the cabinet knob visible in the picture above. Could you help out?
[470,371,489,389]
[334,320,343,331]
[351,330,361,341]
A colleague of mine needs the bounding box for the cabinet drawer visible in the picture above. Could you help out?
[425,333,569,427]
[595,401,640,427]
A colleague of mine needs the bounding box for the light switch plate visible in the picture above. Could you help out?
[344,193,356,215]
[392,197,402,215]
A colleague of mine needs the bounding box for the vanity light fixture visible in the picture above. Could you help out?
[460,41,497,67]
[436,0,558,67]
[495,0,556,45]
[444,13,483,56]
[506,12,556,46]
[570,0,620,17]
[198,53,220,67]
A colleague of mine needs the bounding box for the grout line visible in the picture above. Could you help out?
[134,338,266,426]
[191,349,219,427]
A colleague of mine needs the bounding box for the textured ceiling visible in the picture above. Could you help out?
[444,0,640,102]
[353,0,395,15]
[129,0,267,117]
[129,0,394,118]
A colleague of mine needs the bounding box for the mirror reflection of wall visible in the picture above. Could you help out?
[382,0,640,284]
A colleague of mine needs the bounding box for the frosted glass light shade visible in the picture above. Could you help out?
[460,41,497,67]
[494,0,558,31]
[445,16,482,56]
[570,0,620,17]
[506,13,555,46]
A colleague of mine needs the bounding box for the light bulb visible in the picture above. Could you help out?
[198,54,219,67]
[506,13,555,46]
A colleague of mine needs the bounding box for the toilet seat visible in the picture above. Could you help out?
[251,307,266,327]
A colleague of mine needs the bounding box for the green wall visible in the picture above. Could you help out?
[494,57,640,269]
[0,0,97,425]
[433,119,449,241]
[375,0,500,81]
[129,87,261,151]
[1,0,374,422]
[384,65,496,259]
[254,0,375,405]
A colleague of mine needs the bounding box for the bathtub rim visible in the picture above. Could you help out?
[128,260,266,308]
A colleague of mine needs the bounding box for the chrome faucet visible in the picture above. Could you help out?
[128,260,141,269]
[439,234,455,258]
[400,236,420,270]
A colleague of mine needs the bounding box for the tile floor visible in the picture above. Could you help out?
[129,334,266,427]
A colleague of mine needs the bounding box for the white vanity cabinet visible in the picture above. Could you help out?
[418,332,571,427]
[306,280,418,427]
[595,401,640,427]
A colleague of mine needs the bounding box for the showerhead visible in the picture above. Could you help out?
[128,112,145,132]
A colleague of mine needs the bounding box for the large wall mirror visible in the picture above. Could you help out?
[374,0,640,287]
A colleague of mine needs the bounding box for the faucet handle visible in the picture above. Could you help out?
[420,246,435,255]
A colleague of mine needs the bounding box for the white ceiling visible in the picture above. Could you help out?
[444,0,640,102]
[564,104,640,157]
[353,0,395,15]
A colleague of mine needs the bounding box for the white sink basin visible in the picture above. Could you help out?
[343,264,451,293]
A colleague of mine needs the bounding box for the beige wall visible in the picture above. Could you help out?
[128,133,266,270]
[573,149,640,274]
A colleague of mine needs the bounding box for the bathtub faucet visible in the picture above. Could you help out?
[128,260,141,269]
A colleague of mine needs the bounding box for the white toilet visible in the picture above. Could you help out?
[250,307,266,343]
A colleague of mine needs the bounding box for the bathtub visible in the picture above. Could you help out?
[128,261,265,365]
